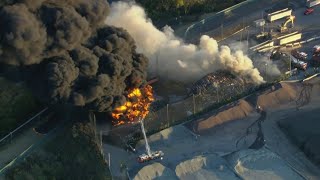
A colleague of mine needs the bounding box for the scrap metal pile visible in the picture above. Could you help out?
[190,70,247,96]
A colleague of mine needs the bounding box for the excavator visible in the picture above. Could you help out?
[278,15,295,33]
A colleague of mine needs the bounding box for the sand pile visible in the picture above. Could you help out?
[193,100,254,133]
[134,162,178,180]
[189,81,302,134]
[137,125,194,147]
[175,154,239,180]
[226,148,303,180]
[257,82,300,109]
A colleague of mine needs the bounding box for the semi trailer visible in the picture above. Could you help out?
[307,0,320,8]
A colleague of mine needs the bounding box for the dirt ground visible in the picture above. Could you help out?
[103,76,320,179]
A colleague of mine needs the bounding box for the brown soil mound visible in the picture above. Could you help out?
[134,162,178,180]
[193,100,254,133]
[257,82,300,110]
[188,82,301,134]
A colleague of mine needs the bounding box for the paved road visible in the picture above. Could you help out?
[183,0,289,43]
[264,107,320,180]
[0,108,48,170]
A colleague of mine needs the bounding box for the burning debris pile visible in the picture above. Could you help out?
[190,70,246,95]
[0,0,148,118]
[112,85,154,126]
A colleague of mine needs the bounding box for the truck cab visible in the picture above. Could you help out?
[137,151,164,163]
[291,50,308,61]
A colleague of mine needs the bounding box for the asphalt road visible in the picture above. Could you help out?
[184,0,289,43]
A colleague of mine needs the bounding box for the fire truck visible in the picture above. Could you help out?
[291,50,308,61]
[137,151,164,163]
[137,120,164,163]
[311,45,320,66]
[290,55,308,70]
[314,45,320,53]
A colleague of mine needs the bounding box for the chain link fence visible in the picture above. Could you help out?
[0,108,48,146]
[143,73,292,135]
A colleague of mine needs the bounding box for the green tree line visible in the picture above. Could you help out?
[136,0,245,21]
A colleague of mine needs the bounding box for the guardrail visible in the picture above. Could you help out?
[217,25,250,42]
[0,120,65,176]
[184,0,258,39]
[303,73,320,82]
[0,107,48,144]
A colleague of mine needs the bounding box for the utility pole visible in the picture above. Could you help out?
[240,17,244,43]
[247,28,249,48]
[100,131,102,148]
[265,63,268,82]
[214,82,219,103]
[156,53,159,77]
[217,86,220,103]
[108,153,111,169]
[261,11,265,33]
[289,55,292,76]
[221,23,224,40]
[166,104,169,123]
[193,94,196,114]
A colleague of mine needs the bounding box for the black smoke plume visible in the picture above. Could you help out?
[0,0,148,114]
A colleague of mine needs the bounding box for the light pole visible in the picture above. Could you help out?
[213,82,219,103]
[221,23,224,40]
[193,94,196,114]
[289,55,292,76]
[265,63,268,82]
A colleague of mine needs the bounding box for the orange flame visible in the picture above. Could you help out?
[112,85,154,126]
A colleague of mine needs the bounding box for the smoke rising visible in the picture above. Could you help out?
[106,2,264,84]
[0,0,148,113]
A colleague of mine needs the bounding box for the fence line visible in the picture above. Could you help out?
[142,71,310,135]
[0,120,65,176]
[0,107,48,144]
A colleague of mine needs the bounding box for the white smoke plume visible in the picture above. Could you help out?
[253,55,281,77]
[228,41,281,77]
[106,2,264,84]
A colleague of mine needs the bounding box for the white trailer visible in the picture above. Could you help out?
[279,33,302,45]
[276,31,302,45]
[307,0,320,8]
[267,8,292,22]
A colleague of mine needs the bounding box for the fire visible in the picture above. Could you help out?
[112,85,154,126]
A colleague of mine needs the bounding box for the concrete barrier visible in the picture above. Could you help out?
[303,73,320,82]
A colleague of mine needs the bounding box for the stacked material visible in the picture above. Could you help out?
[190,70,246,95]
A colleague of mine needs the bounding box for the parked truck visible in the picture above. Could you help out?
[290,55,308,70]
[267,8,292,22]
[307,0,320,8]
[314,45,320,53]
[311,45,320,66]
[291,50,308,61]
